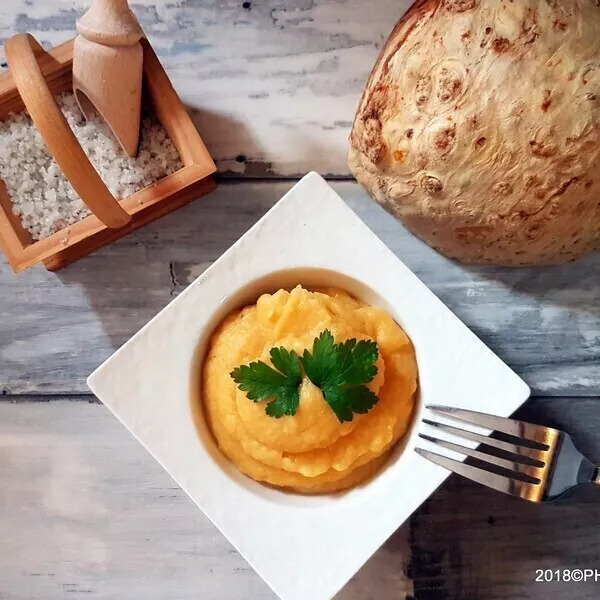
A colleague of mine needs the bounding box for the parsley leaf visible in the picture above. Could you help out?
[230,347,302,418]
[231,329,380,423]
[298,330,337,384]
[301,331,379,423]
[321,385,379,424]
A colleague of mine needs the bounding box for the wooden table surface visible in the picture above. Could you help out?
[1,2,599,599]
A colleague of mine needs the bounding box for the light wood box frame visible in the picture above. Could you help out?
[0,34,216,273]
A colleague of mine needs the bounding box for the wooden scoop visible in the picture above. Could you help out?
[73,0,144,157]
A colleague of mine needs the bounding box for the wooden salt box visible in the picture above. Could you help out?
[0,33,216,273]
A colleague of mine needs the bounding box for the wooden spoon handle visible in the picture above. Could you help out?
[77,0,143,46]
[4,33,131,229]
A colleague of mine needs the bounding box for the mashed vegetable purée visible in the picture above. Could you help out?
[202,285,418,493]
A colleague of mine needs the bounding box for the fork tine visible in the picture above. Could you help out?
[422,419,548,463]
[426,405,556,448]
[415,448,543,501]
[418,433,546,472]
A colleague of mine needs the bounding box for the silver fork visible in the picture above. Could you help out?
[416,405,600,502]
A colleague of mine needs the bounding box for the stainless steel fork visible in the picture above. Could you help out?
[416,405,600,502]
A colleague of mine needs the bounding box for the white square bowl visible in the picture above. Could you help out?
[88,172,530,600]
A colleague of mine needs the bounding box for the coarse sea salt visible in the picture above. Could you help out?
[0,92,183,240]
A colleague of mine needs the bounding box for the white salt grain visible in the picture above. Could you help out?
[0,92,183,240]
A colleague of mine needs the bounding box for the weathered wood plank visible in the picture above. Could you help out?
[1,181,598,397]
[0,0,412,177]
[411,396,600,600]
[0,400,412,600]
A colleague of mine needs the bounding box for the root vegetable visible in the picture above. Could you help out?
[349,0,600,266]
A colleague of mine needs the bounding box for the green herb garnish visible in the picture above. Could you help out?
[231,347,302,418]
[230,329,379,422]
[301,330,379,423]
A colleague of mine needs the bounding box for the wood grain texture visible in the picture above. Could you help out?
[0,0,413,177]
[411,396,600,600]
[0,181,598,397]
[0,400,412,600]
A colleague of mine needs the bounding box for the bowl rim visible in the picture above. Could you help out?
[188,266,423,506]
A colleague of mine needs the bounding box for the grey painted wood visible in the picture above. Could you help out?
[1,181,598,397]
[410,396,600,600]
[0,400,412,600]
[0,0,413,177]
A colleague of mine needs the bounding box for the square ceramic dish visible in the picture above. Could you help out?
[88,172,530,600]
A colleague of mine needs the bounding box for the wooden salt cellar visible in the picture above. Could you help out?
[0,32,216,273]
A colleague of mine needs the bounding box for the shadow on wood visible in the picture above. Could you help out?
[336,525,413,599]
[186,105,276,178]
[461,252,600,317]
